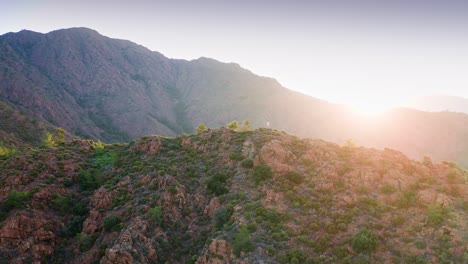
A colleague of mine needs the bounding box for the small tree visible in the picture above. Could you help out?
[55,128,66,144]
[42,132,56,148]
[196,122,208,134]
[148,206,163,226]
[239,119,251,131]
[233,225,254,256]
[226,120,239,130]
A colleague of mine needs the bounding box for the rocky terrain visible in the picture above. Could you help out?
[1,28,468,167]
[0,127,466,263]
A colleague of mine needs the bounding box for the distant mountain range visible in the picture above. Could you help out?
[1,28,468,167]
[404,95,468,114]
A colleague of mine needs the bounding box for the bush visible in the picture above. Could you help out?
[284,171,304,185]
[214,207,230,229]
[78,233,97,252]
[206,173,228,196]
[279,248,308,264]
[148,206,163,226]
[103,215,121,232]
[427,203,449,226]
[233,226,254,256]
[226,120,239,130]
[61,216,85,237]
[7,190,30,209]
[252,164,272,185]
[241,159,254,168]
[195,123,208,134]
[53,195,74,214]
[380,185,396,194]
[351,227,379,254]
[396,190,418,208]
[229,152,244,161]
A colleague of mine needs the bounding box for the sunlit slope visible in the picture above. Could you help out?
[0,128,466,263]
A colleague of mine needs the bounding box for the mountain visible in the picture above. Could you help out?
[404,95,468,114]
[1,28,468,168]
[0,99,72,150]
[0,128,466,263]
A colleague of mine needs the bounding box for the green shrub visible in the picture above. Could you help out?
[279,248,308,264]
[78,233,97,252]
[195,123,208,134]
[78,169,104,191]
[351,227,379,254]
[241,159,254,168]
[214,207,230,229]
[380,184,396,194]
[148,206,163,226]
[206,173,228,195]
[427,203,449,226]
[284,171,304,185]
[53,195,73,214]
[61,216,85,237]
[396,190,418,208]
[233,226,254,256]
[229,152,244,161]
[41,132,56,148]
[103,215,121,232]
[226,120,239,130]
[7,190,30,209]
[252,164,272,185]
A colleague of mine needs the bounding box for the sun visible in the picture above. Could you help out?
[347,99,398,116]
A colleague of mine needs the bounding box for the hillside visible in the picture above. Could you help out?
[0,128,466,263]
[404,95,468,114]
[1,28,468,168]
[0,99,71,151]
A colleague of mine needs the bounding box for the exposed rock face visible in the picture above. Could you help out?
[101,218,157,264]
[196,239,236,264]
[130,136,162,155]
[254,139,296,174]
[204,197,221,218]
[0,211,57,262]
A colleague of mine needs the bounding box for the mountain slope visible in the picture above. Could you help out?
[1,28,468,168]
[404,95,468,114]
[0,128,466,263]
[0,99,70,150]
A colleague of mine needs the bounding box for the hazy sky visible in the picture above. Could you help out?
[1,0,468,111]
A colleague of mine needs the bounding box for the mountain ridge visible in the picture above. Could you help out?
[1,27,468,168]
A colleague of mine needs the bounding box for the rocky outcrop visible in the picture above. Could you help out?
[196,239,236,264]
[0,210,57,262]
[130,136,162,155]
[101,217,157,264]
[254,139,296,174]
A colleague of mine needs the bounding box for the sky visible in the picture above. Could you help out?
[1,0,468,112]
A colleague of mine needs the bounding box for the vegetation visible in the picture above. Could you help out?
[195,122,208,134]
[148,206,163,226]
[233,225,254,256]
[226,120,239,130]
[103,215,122,232]
[252,164,272,185]
[0,127,466,263]
[206,173,229,195]
[352,227,379,255]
